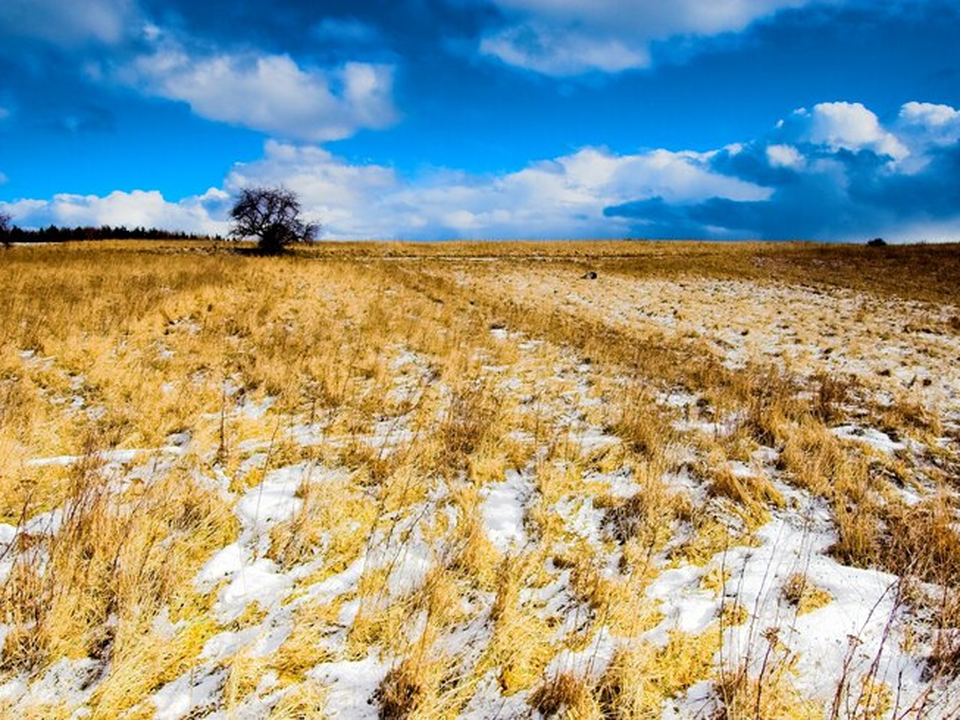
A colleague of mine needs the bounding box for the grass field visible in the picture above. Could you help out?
[1,240,959,718]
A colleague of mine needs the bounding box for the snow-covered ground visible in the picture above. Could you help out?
[2,268,959,718]
[459,268,960,422]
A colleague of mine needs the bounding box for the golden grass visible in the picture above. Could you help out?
[715,661,824,720]
[1,240,958,717]
[529,672,600,718]
[781,573,833,616]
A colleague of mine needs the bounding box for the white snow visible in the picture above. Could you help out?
[566,420,620,453]
[240,396,276,420]
[366,417,415,453]
[831,424,906,454]
[26,445,188,468]
[202,628,262,663]
[22,508,64,536]
[0,522,18,583]
[6,271,958,718]
[720,515,926,704]
[194,461,346,623]
[480,469,533,554]
[308,654,389,719]
[235,462,311,533]
[27,448,135,467]
[646,566,718,638]
[555,495,604,547]
[0,658,101,716]
[459,669,531,720]
[385,539,434,596]
[152,666,225,720]
[545,625,618,681]
[306,558,367,601]
[0,523,17,545]
[391,350,420,369]
[588,467,639,499]
[196,541,247,587]
[215,559,292,623]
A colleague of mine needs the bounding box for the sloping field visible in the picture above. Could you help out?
[1,241,959,718]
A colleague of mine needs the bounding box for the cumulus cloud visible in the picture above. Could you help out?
[608,100,960,242]
[0,0,137,46]
[124,36,397,142]
[766,144,804,169]
[896,102,960,161]
[224,142,400,238]
[223,140,769,239]
[786,102,908,160]
[4,140,769,240]
[480,0,819,75]
[900,101,960,131]
[2,189,230,235]
[7,99,959,243]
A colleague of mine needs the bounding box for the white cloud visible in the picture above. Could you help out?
[603,98,960,243]
[125,38,397,142]
[611,149,767,203]
[0,2,396,142]
[481,0,820,75]
[4,140,771,240]
[2,189,230,235]
[7,98,957,243]
[225,141,400,237]
[791,102,908,160]
[773,100,960,176]
[226,141,770,239]
[900,101,960,130]
[891,101,960,174]
[766,143,804,168]
[898,101,960,148]
[481,25,646,75]
[0,0,136,46]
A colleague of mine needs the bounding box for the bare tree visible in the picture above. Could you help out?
[0,210,12,249]
[229,187,318,254]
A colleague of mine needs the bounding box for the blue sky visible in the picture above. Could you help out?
[1,0,959,241]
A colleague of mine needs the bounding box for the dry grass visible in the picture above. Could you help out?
[529,672,599,717]
[0,240,958,717]
[715,659,824,720]
[781,573,833,616]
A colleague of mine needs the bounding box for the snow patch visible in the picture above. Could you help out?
[309,654,389,719]
[831,424,906,454]
[480,469,533,554]
[152,666,225,720]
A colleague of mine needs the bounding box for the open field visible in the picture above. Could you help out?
[1,240,959,718]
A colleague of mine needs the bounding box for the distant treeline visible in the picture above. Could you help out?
[3,225,220,243]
